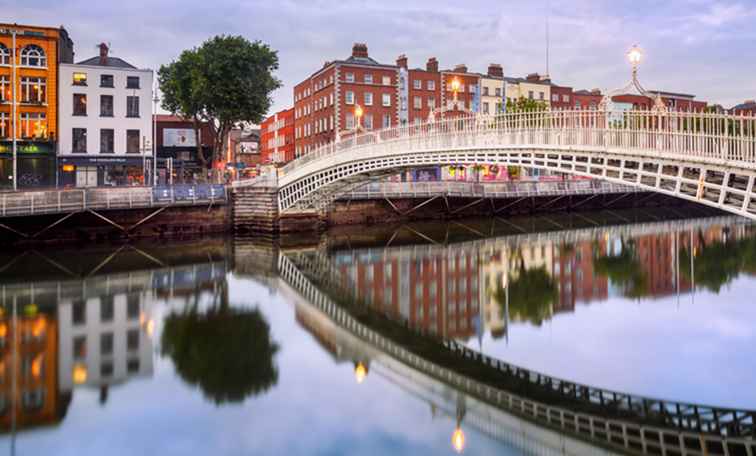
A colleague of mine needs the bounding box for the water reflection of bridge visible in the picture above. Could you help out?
[277,233,756,456]
[0,240,229,435]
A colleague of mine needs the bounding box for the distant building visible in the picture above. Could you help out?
[572,89,603,110]
[503,73,551,107]
[398,55,441,125]
[731,100,756,116]
[260,108,294,164]
[153,114,213,184]
[0,23,74,188]
[58,43,153,187]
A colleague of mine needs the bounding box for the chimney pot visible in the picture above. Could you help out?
[487,63,503,78]
[98,42,109,65]
[396,54,408,69]
[454,64,468,73]
[426,57,439,73]
[352,43,369,58]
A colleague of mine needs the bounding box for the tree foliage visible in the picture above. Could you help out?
[506,97,548,113]
[158,35,281,167]
[593,239,648,299]
[161,305,280,405]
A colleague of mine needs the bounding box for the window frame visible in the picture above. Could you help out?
[126,129,140,154]
[100,74,114,88]
[126,96,140,118]
[126,76,140,89]
[73,94,87,116]
[20,45,46,67]
[72,128,87,153]
[100,95,114,117]
[100,128,115,154]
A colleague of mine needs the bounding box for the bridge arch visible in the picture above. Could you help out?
[241,110,756,219]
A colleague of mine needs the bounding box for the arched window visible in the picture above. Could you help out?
[20,45,46,67]
[0,43,9,66]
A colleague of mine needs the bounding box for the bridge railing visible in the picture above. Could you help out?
[0,184,227,218]
[337,179,636,200]
[278,109,756,178]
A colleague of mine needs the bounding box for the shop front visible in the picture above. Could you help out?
[156,146,212,185]
[58,156,147,188]
[0,141,56,189]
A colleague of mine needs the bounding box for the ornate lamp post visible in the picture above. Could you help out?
[600,44,665,112]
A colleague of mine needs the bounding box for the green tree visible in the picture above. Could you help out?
[158,35,281,170]
[161,302,280,405]
[505,96,548,113]
[494,250,557,326]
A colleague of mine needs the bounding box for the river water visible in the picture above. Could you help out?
[1,210,754,455]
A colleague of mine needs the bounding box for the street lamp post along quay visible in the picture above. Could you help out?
[600,44,666,112]
[11,29,17,190]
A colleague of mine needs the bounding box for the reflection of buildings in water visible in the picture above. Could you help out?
[552,241,608,313]
[0,308,70,432]
[58,291,154,396]
[334,250,481,340]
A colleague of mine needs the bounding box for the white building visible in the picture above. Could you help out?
[58,43,153,187]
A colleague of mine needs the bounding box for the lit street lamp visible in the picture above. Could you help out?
[450,77,461,106]
[354,104,364,131]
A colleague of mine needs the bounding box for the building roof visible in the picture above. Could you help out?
[574,89,602,96]
[153,114,194,123]
[76,55,137,69]
[647,90,696,99]
[732,101,756,111]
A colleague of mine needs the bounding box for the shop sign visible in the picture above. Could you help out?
[0,142,54,154]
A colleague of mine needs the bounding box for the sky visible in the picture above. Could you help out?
[6,0,756,114]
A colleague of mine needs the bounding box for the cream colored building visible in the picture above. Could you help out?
[504,74,551,107]
[480,64,505,115]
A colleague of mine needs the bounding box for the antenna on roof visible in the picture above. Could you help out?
[545,0,550,78]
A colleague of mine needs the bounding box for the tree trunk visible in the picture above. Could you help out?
[193,117,207,183]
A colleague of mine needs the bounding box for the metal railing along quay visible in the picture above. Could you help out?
[0,185,227,218]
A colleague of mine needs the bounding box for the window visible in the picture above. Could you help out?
[101,362,113,377]
[126,130,140,154]
[413,96,422,109]
[73,94,87,116]
[73,336,86,359]
[551,94,559,102]
[469,84,475,93]
[19,113,47,139]
[0,43,8,65]
[427,97,436,109]
[345,112,355,130]
[127,359,140,373]
[127,330,139,351]
[528,90,534,100]
[126,96,139,117]
[539,92,545,100]
[495,87,501,96]
[100,129,114,154]
[345,91,354,105]
[482,102,489,114]
[20,77,46,104]
[100,95,113,117]
[73,72,87,86]
[345,72,354,83]
[364,114,373,130]
[126,293,139,320]
[20,45,46,67]
[72,128,87,153]
[100,333,114,355]
[0,75,9,102]
[382,114,391,129]
[382,76,391,86]
[126,76,140,89]
[483,86,489,96]
[364,92,373,106]
[382,93,391,107]
[427,80,435,90]
[100,74,114,87]
[364,73,373,84]
[0,112,8,138]
[562,94,569,102]
[413,79,421,90]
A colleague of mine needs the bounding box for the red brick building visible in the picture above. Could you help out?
[294,43,399,157]
[731,100,756,116]
[572,89,603,110]
[399,55,442,125]
[549,84,573,110]
[440,65,481,118]
[260,108,295,164]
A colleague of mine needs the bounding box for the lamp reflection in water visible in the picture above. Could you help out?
[452,426,465,453]
[72,363,88,384]
[354,361,368,384]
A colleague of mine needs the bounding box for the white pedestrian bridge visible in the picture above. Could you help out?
[236,109,756,219]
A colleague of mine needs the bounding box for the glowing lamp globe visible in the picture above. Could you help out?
[354,104,364,119]
[354,362,367,384]
[452,427,465,453]
[450,77,461,93]
[627,45,643,66]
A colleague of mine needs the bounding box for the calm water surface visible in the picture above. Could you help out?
[1,211,755,455]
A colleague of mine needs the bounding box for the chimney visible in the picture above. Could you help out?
[454,64,468,73]
[526,73,540,82]
[351,43,368,58]
[426,57,438,73]
[591,88,602,95]
[487,63,503,78]
[396,54,408,69]
[745,99,756,105]
[98,42,109,65]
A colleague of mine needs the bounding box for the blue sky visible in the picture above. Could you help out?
[6,0,756,112]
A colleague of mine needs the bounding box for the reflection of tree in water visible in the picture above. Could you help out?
[679,229,756,293]
[594,239,648,299]
[161,286,279,405]
[495,250,557,326]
